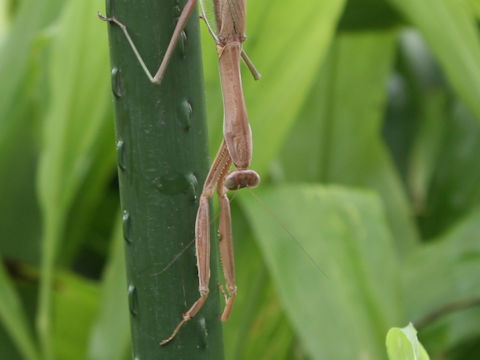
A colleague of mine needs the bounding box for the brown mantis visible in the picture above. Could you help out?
[99,0,260,345]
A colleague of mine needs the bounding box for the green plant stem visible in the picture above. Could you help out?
[103,0,224,358]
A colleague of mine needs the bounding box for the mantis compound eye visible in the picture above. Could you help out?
[224,170,260,191]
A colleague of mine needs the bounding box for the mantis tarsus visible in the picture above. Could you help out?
[99,0,260,345]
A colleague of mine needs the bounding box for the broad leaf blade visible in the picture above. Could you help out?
[240,184,402,359]
[280,30,418,254]
[403,209,480,323]
[222,205,296,360]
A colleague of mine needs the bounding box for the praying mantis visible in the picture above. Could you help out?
[99,0,260,345]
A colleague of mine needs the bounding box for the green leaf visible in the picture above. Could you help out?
[36,0,110,356]
[223,205,296,360]
[386,323,430,360]
[0,0,8,39]
[0,0,65,153]
[61,109,116,266]
[0,259,39,360]
[385,30,480,239]
[469,0,480,18]
[0,116,42,264]
[235,294,294,360]
[338,0,402,30]
[87,216,130,360]
[392,30,449,226]
[419,102,480,238]
[403,209,480,324]
[52,271,100,360]
[0,0,64,98]
[419,306,480,358]
[202,0,347,174]
[0,0,65,265]
[280,30,418,254]
[240,184,402,359]
[388,0,480,122]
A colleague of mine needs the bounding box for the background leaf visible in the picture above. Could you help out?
[87,217,130,360]
[240,184,402,359]
[388,0,480,122]
[52,271,100,360]
[222,205,297,360]
[0,260,39,360]
[0,0,65,265]
[36,0,110,355]
[403,209,480,324]
[279,30,418,255]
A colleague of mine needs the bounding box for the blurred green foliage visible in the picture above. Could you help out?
[0,0,480,359]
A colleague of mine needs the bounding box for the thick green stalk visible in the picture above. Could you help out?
[103,0,224,358]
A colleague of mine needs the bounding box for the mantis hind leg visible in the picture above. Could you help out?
[161,141,232,345]
[160,196,210,345]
